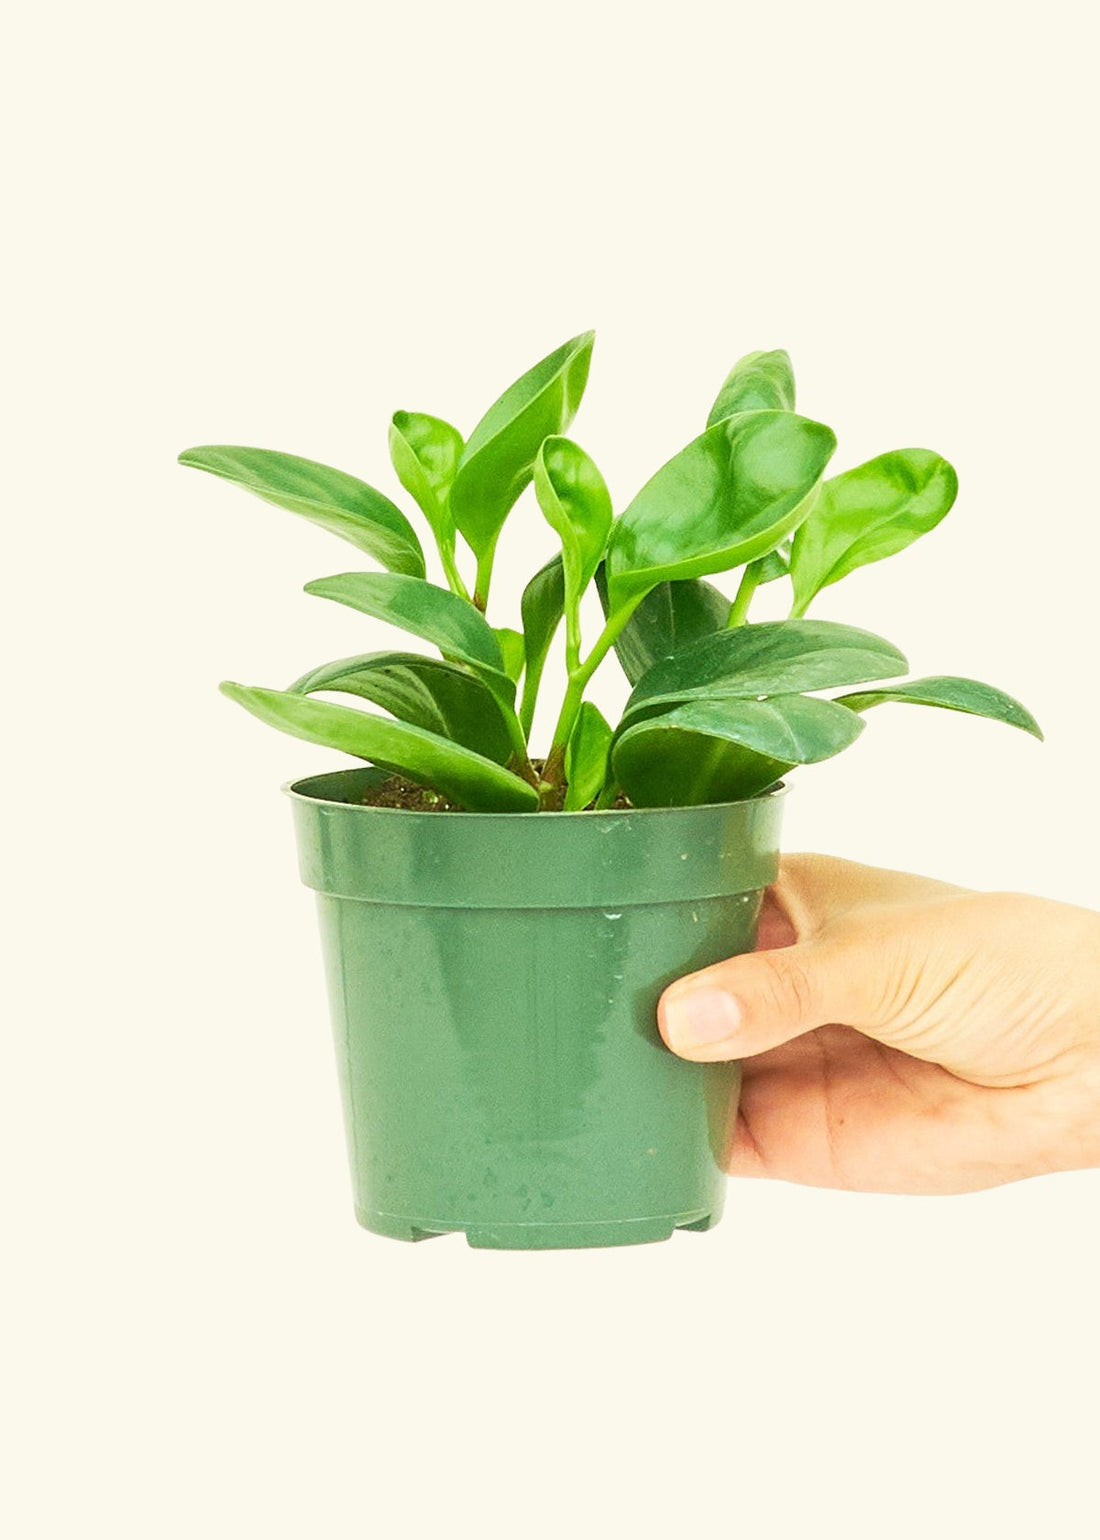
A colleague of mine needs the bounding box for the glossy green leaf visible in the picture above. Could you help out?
[835,675,1043,739]
[449,332,595,557]
[618,733,789,807]
[534,436,613,610]
[288,651,515,762]
[220,683,537,811]
[707,349,796,427]
[494,627,526,684]
[605,411,837,611]
[622,619,907,723]
[388,412,464,544]
[564,702,614,811]
[303,572,507,686]
[613,694,864,808]
[594,564,731,687]
[518,554,566,732]
[789,449,958,615]
[178,445,425,577]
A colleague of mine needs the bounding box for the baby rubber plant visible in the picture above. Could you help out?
[180,334,1041,812]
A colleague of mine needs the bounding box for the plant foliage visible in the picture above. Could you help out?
[182,337,1041,811]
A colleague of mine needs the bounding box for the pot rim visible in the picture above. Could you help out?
[286,765,786,906]
[283,768,787,820]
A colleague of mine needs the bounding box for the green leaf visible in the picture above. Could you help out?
[622,619,908,723]
[518,554,566,732]
[750,539,792,585]
[835,675,1043,739]
[564,702,614,811]
[533,436,613,612]
[707,349,796,426]
[303,571,507,687]
[493,627,526,684]
[594,564,731,687]
[220,683,537,812]
[388,411,465,545]
[789,449,958,615]
[605,411,837,611]
[288,651,516,763]
[612,695,864,808]
[178,445,426,577]
[449,332,595,557]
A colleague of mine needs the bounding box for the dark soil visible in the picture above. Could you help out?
[361,776,463,811]
[361,764,634,813]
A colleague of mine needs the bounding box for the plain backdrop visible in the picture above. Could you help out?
[4,2,1098,1536]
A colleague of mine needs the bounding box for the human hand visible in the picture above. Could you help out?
[657,855,1100,1194]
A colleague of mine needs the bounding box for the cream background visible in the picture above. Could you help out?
[5,3,1098,1536]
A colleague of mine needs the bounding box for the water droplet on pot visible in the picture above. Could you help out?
[602,911,622,921]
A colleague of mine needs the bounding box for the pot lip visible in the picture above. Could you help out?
[282,767,787,819]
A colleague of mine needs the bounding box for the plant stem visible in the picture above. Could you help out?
[438,538,471,603]
[593,782,619,811]
[563,585,582,676]
[502,705,536,783]
[544,596,643,777]
[537,772,565,811]
[728,564,759,626]
[544,677,584,777]
[518,656,543,740]
[473,542,497,613]
[520,569,578,745]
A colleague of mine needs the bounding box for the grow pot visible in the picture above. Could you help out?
[286,766,784,1250]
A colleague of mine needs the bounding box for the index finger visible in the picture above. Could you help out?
[761,853,970,947]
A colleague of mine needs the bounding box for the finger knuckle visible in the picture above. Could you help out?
[753,948,819,1027]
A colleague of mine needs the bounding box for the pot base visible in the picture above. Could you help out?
[356,1206,723,1251]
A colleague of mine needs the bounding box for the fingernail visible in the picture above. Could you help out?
[662,988,742,1051]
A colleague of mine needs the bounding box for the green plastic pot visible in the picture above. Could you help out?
[286,767,784,1250]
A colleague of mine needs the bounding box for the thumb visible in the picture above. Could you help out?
[658,931,885,1062]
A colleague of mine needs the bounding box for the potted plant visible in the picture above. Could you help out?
[181,334,1041,1249]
